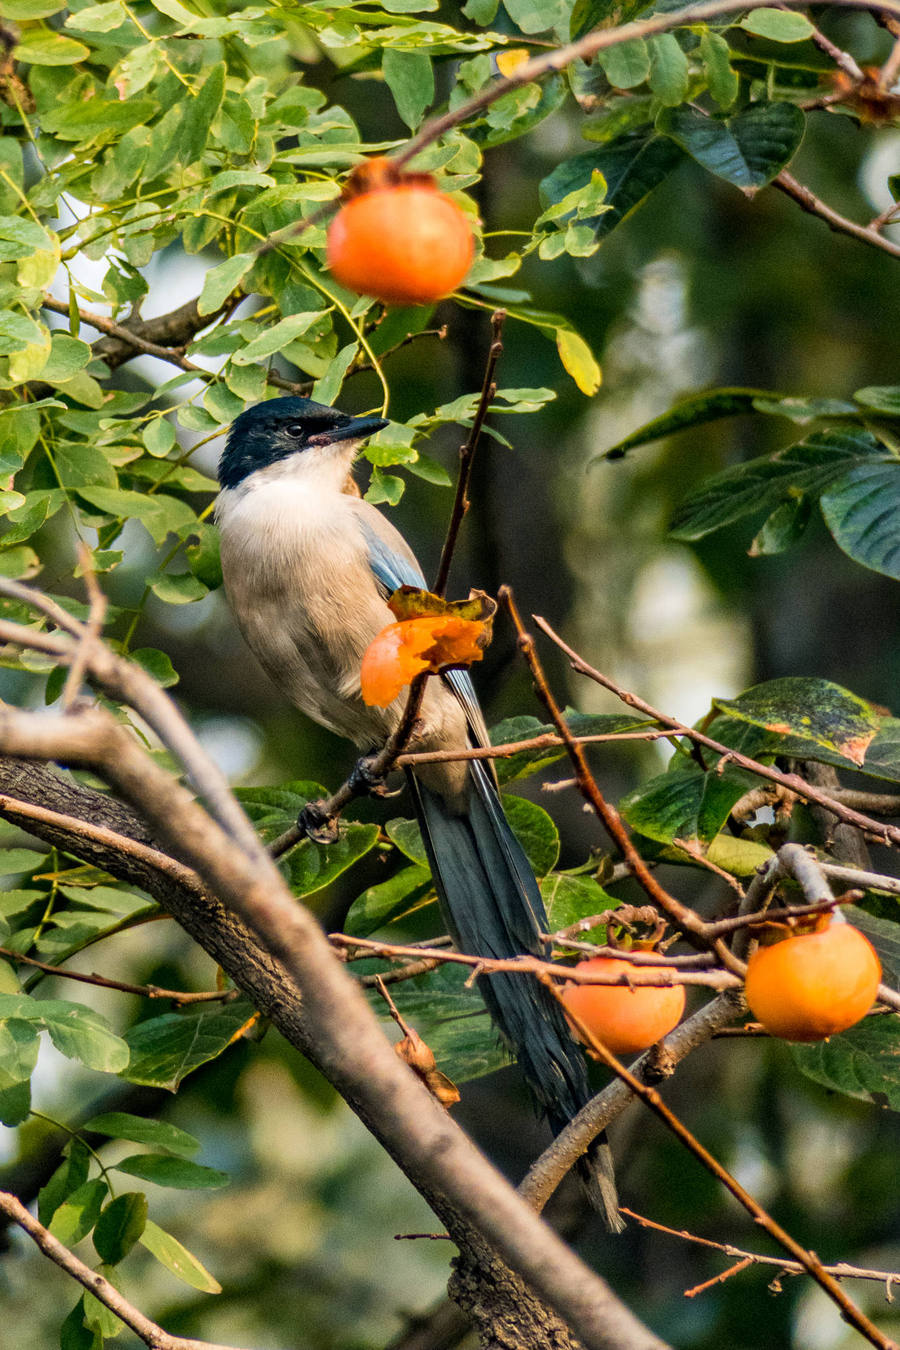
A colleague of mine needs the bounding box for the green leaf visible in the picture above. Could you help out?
[41,332,92,383]
[197,253,253,316]
[503,0,568,32]
[83,1264,124,1338]
[93,1192,147,1265]
[129,647,179,688]
[385,817,429,868]
[42,98,156,140]
[113,1153,229,1189]
[713,677,879,767]
[311,342,358,406]
[647,34,689,105]
[502,795,560,876]
[540,134,684,242]
[233,313,325,364]
[59,1298,96,1350]
[0,1017,40,1088]
[13,30,90,63]
[597,39,650,89]
[121,1000,257,1090]
[0,994,129,1071]
[140,1218,222,1293]
[0,1079,30,1126]
[749,496,812,555]
[284,826,382,897]
[658,102,805,190]
[0,847,47,874]
[700,30,739,109]
[820,462,900,580]
[38,1139,91,1226]
[739,8,815,41]
[669,428,884,540]
[570,0,652,38]
[150,571,208,604]
[382,48,434,130]
[791,1016,900,1110]
[705,834,774,876]
[620,764,758,845]
[82,1112,200,1157]
[541,873,619,935]
[344,864,434,938]
[854,385,900,416]
[66,1,125,31]
[48,1178,108,1246]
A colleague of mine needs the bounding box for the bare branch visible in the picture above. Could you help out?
[0,700,669,1350]
[621,1207,900,1293]
[773,171,900,259]
[433,309,506,598]
[533,616,900,853]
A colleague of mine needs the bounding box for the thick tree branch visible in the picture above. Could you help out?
[0,704,668,1350]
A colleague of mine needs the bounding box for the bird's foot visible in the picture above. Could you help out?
[296,800,340,845]
[348,754,389,798]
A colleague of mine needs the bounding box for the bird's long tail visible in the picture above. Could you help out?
[407,759,623,1233]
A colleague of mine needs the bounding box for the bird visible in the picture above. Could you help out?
[215,395,622,1231]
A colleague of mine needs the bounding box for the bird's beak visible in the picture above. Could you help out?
[308,415,389,447]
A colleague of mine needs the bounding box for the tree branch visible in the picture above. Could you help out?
[0,1190,249,1350]
[0,702,668,1350]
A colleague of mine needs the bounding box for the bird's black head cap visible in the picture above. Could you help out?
[218,396,388,490]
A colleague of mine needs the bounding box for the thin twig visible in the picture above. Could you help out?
[620,1207,900,1293]
[540,984,898,1350]
[433,310,505,598]
[0,1191,248,1350]
[330,931,741,989]
[773,171,900,259]
[519,991,744,1210]
[61,544,107,711]
[533,616,900,854]
[250,0,900,264]
[0,947,233,1004]
[396,726,674,767]
[500,591,745,975]
[878,31,900,89]
[269,669,431,856]
[806,20,864,79]
[0,588,271,868]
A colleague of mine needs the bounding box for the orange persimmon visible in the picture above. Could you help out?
[360,614,486,708]
[744,914,881,1042]
[561,957,686,1057]
[326,158,474,306]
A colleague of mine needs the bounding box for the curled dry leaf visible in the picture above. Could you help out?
[394,1026,461,1109]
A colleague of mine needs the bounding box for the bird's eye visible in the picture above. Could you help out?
[285,423,305,439]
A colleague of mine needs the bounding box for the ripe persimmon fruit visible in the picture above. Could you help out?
[561,957,686,1057]
[326,158,474,306]
[744,914,881,1042]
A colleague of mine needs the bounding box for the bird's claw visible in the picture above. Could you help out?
[296,800,340,845]
[348,754,388,797]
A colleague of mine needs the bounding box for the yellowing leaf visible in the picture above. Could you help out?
[556,327,601,395]
[496,48,531,77]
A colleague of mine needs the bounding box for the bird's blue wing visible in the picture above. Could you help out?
[359,518,426,593]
